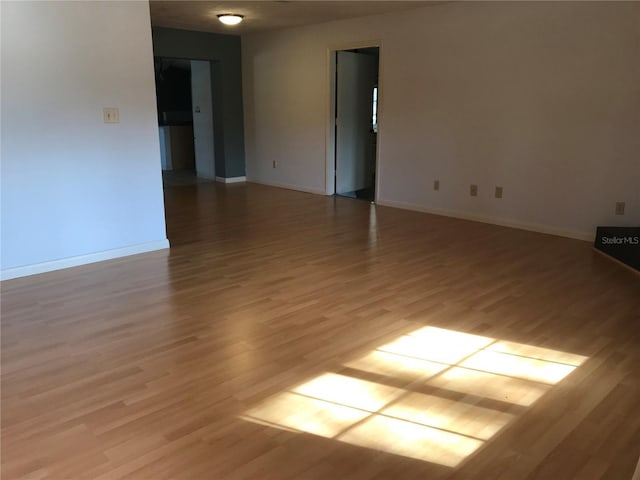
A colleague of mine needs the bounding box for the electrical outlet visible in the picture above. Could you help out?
[470,184,478,197]
[495,186,503,199]
[615,202,625,215]
[272,160,277,168]
[103,107,119,124]
[433,180,440,191]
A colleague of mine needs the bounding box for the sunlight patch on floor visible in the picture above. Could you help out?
[338,413,483,467]
[460,350,577,384]
[241,326,588,467]
[377,326,494,365]
[344,350,448,382]
[243,391,369,438]
[292,373,403,412]
[382,392,513,440]
[486,340,586,366]
[427,366,550,407]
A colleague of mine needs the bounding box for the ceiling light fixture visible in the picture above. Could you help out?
[217,14,244,26]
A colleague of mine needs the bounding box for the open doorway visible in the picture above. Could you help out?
[154,57,215,186]
[334,47,380,202]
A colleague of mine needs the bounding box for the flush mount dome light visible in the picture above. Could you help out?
[217,14,244,26]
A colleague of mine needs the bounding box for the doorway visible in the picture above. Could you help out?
[154,57,215,185]
[333,47,380,202]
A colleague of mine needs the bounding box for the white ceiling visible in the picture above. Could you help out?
[150,1,439,35]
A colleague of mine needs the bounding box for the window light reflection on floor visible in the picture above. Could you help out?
[293,373,402,412]
[460,349,576,384]
[427,366,550,407]
[240,326,587,468]
[378,327,494,365]
[344,350,448,382]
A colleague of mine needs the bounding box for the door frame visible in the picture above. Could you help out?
[154,55,221,179]
[325,40,383,202]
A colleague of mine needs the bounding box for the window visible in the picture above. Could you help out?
[372,86,378,133]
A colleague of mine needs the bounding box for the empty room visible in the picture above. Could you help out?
[1,1,639,479]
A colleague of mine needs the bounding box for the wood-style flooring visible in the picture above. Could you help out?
[2,180,639,479]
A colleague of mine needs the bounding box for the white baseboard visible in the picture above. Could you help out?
[376,199,594,242]
[0,239,170,281]
[215,176,246,184]
[246,178,326,196]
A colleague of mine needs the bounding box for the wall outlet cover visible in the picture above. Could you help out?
[615,202,625,215]
[495,186,503,199]
[103,107,119,124]
[434,180,440,191]
[470,184,478,197]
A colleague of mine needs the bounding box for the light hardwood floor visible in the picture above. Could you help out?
[2,181,639,479]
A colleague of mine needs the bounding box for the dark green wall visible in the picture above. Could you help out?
[152,27,245,178]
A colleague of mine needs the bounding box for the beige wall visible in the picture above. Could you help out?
[242,1,640,240]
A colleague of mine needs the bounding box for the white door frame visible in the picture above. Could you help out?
[325,40,383,202]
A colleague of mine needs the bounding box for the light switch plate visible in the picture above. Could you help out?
[103,108,119,124]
